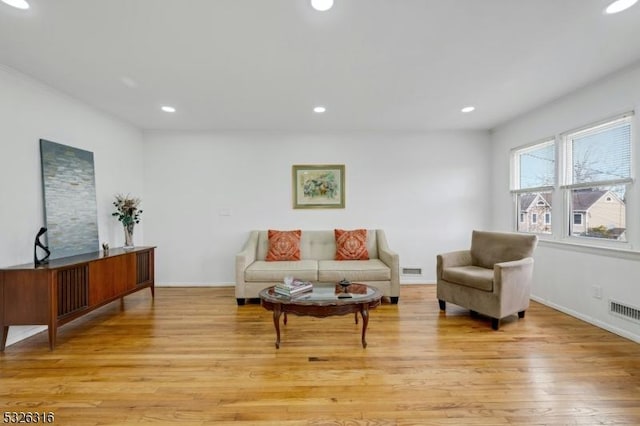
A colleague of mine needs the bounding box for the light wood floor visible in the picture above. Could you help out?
[1,285,639,425]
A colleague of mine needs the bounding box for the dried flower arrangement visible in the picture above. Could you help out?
[112,194,143,247]
[112,194,143,226]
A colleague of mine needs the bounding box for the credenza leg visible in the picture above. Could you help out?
[47,325,56,350]
[1,325,8,351]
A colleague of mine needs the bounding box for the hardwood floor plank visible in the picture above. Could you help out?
[1,285,639,425]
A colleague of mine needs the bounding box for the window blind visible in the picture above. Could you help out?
[565,117,632,188]
[514,140,555,192]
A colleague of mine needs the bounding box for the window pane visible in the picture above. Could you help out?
[570,121,631,184]
[518,141,555,189]
[570,186,626,241]
[517,192,552,234]
[573,213,582,225]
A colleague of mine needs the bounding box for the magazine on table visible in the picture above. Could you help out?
[275,278,313,295]
[274,287,313,297]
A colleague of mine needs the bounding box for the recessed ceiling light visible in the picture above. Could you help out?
[313,106,326,113]
[311,0,334,12]
[1,0,30,10]
[161,106,176,113]
[461,106,475,113]
[605,0,638,14]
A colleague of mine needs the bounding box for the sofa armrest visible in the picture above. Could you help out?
[376,230,399,278]
[437,250,472,280]
[235,231,259,287]
[437,249,472,268]
[493,257,534,296]
[376,230,399,298]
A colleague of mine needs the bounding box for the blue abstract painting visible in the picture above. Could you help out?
[40,139,99,259]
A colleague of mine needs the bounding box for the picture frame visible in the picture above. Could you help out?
[292,164,345,209]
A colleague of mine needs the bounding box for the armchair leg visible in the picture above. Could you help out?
[390,297,399,304]
[236,298,245,306]
[438,300,446,311]
[491,318,500,330]
[518,310,525,318]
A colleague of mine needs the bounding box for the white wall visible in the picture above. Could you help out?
[143,130,492,286]
[0,65,145,346]
[491,63,640,342]
[0,65,492,348]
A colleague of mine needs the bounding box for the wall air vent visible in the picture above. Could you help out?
[609,300,640,324]
[401,267,422,275]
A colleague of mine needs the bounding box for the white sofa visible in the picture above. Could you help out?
[235,229,399,305]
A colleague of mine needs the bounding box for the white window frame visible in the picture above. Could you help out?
[510,138,555,235]
[511,112,635,250]
[560,113,634,246]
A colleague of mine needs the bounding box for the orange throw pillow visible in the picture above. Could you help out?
[266,230,302,261]
[335,229,369,260]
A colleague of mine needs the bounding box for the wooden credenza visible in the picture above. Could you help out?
[0,246,155,351]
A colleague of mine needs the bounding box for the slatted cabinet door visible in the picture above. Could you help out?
[56,265,89,319]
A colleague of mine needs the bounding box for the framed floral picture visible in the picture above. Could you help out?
[292,164,345,209]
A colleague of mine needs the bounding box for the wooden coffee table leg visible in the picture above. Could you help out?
[273,304,282,349]
[360,304,369,348]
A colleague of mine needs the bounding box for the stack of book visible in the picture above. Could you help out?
[275,279,313,297]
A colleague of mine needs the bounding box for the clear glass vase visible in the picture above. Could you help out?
[124,223,135,248]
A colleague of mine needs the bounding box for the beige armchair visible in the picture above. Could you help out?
[436,230,538,330]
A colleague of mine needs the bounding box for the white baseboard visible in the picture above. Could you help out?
[530,295,640,344]
[155,282,232,287]
[400,279,435,285]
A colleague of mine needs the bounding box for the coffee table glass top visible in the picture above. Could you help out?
[259,282,381,306]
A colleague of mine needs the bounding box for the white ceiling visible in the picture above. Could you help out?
[1,0,640,132]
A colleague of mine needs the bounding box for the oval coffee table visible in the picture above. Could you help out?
[259,282,382,349]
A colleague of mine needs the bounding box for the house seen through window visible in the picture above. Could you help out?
[564,116,631,241]
[512,140,554,234]
[511,113,634,243]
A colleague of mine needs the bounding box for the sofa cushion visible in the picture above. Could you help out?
[245,260,318,282]
[442,265,493,292]
[300,231,338,260]
[318,259,390,282]
[335,229,369,260]
[265,229,301,261]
